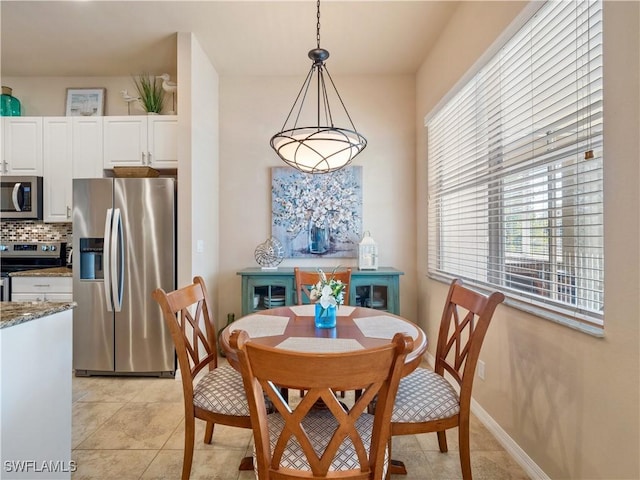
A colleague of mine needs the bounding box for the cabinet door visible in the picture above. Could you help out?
[2,117,43,175]
[43,117,73,222]
[350,275,400,315]
[73,117,103,178]
[103,116,146,168]
[147,115,177,168]
[243,277,294,316]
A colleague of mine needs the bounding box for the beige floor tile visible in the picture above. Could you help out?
[71,449,157,480]
[130,377,183,403]
[164,419,253,450]
[424,450,465,479]
[76,402,183,450]
[72,401,125,448]
[389,450,436,480]
[141,448,250,480]
[472,451,531,480]
[70,373,530,480]
[73,376,158,403]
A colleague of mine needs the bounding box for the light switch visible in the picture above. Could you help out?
[196,240,204,253]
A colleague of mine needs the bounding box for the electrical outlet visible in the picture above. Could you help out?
[477,360,486,380]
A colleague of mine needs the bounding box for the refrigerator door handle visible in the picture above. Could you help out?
[103,208,114,312]
[111,208,124,312]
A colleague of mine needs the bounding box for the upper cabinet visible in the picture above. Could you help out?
[43,117,73,222]
[1,117,44,175]
[42,116,105,222]
[103,115,177,169]
[72,117,104,179]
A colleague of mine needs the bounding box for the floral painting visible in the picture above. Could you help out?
[271,166,363,258]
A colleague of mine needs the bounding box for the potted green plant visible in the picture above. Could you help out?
[132,73,164,114]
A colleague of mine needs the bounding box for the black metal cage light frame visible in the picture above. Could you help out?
[270,0,367,174]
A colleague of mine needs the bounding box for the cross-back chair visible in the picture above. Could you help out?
[294,267,352,305]
[388,278,505,479]
[152,276,252,479]
[294,266,352,398]
[230,329,413,480]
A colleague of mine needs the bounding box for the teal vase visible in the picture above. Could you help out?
[314,303,337,329]
[1,86,21,116]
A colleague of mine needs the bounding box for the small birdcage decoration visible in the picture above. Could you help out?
[358,231,378,270]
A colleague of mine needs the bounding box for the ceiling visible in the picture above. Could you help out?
[1,1,459,78]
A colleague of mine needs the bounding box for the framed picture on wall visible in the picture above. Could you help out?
[271,166,363,258]
[65,88,106,116]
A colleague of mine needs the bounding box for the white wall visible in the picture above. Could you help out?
[1,75,176,117]
[217,74,418,324]
[416,1,640,478]
[176,33,220,298]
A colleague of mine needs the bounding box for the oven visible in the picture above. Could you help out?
[0,242,67,300]
[0,176,44,220]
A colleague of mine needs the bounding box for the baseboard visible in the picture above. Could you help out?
[422,352,549,479]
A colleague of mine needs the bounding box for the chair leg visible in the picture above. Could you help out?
[388,437,407,476]
[182,416,196,480]
[204,421,214,444]
[437,430,448,453]
[458,420,472,480]
[239,456,253,471]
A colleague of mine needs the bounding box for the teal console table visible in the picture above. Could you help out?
[237,267,404,317]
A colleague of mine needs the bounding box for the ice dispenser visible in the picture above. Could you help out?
[79,238,104,280]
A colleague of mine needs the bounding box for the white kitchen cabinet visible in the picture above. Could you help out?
[43,117,104,222]
[72,116,104,179]
[11,276,73,302]
[1,117,43,175]
[43,117,73,222]
[103,115,177,169]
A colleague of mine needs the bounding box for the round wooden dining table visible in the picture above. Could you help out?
[220,304,427,375]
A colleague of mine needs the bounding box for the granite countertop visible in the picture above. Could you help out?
[0,301,76,329]
[9,267,72,277]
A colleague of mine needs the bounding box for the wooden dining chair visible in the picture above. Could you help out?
[152,277,253,480]
[294,267,352,305]
[387,279,505,480]
[294,266,353,398]
[229,329,413,480]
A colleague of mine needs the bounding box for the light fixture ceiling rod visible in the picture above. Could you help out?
[316,0,321,49]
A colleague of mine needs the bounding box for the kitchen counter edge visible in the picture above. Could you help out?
[9,267,72,277]
[0,301,76,329]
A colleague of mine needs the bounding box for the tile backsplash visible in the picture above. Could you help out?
[1,221,72,243]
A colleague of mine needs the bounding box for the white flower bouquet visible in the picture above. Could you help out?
[309,268,347,313]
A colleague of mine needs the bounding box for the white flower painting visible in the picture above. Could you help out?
[271,166,363,258]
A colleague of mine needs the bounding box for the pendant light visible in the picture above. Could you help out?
[270,0,367,174]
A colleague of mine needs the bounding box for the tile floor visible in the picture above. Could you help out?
[71,363,530,480]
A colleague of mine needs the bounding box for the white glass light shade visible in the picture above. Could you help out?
[271,127,367,174]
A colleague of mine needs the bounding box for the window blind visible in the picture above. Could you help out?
[427,0,604,331]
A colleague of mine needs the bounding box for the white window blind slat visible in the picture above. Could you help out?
[427,0,604,332]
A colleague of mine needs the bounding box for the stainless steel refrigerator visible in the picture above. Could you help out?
[72,178,176,377]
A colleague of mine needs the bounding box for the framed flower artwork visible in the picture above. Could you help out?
[271,166,363,258]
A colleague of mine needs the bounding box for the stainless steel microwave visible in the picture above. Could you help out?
[0,176,43,220]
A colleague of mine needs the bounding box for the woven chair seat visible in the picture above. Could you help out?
[259,410,388,475]
[392,367,460,423]
[193,364,250,416]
